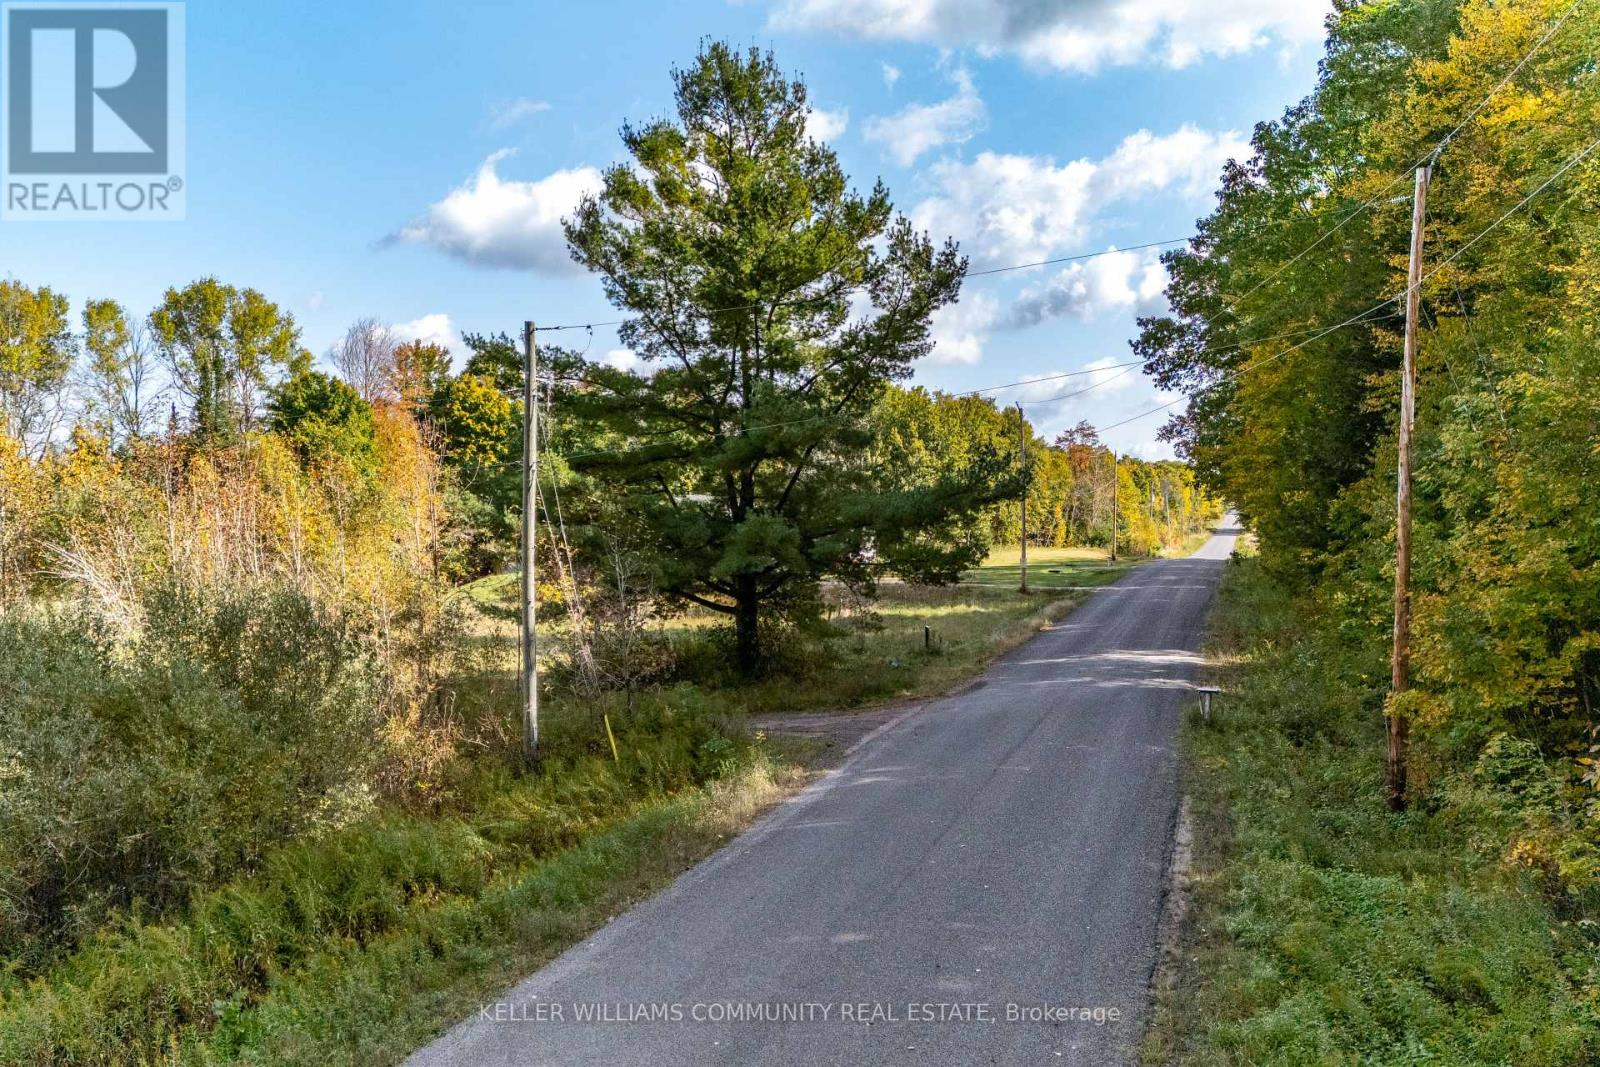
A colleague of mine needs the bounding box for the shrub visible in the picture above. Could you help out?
[0,583,376,970]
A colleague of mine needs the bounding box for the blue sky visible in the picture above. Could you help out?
[3,0,1334,456]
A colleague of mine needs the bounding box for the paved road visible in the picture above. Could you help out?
[411,521,1240,1066]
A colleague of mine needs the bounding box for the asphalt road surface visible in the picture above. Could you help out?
[410,520,1240,1066]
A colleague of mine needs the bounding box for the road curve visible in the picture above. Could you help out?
[410,521,1240,1066]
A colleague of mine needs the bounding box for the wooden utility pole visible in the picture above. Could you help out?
[1387,164,1430,812]
[1017,403,1029,593]
[1108,450,1118,562]
[521,321,540,764]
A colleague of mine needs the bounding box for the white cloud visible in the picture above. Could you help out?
[881,62,902,89]
[769,0,1329,74]
[808,106,850,142]
[927,290,999,365]
[601,348,643,373]
[910,125,1245,265]
[1090,126,1247,201]
[863,67,984,166]
[487,97,551,130]
[994,357,1144,437]
[911,151,1094,266]
[394,150,601,273]
[393,313,456,353]
[1007,246,1168,328]
[306,291,325,312]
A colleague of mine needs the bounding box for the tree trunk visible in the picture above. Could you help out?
[734,580,761,676]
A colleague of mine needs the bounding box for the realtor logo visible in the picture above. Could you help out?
[2,2,185,219]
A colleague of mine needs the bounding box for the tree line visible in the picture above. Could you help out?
[1136,0,1599,836]
[1,43,1218,679]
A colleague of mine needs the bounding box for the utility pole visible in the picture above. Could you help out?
[1017,403,1029,593]
[1108,449,1118,562]
[1388,164,1430,812]
[521,321,540,764]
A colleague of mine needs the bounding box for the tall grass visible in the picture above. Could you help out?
[1142,556,1600,1065]
[1,541,1149,1063]
[0,692,778,1065]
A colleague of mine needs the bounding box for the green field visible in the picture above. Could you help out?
[459,544,1141,717]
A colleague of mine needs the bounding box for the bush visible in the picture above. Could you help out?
[1149,557,1600,1066]
[0,583,376,970]
[0,689,761,1064]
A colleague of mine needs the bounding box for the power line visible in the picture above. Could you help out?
[519,4,1591,465]
[535,1,1586,340]
[1096,304,1399,433]
[1200,0,1588,316]
[1094,131,1600,435]
[962,238,1189,278]
[531,240,1193,334]
[483,313,1396,468]
[524,133,1560,458]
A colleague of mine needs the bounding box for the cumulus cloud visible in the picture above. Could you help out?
[808,106,850,142]
[1006,246,1168,328]
[927,290,1000,365]
[768,0,1329,74]
[1090,126,1248,201]
[992,357,1144,436]
[487,97,551,130]
[601,348,643,373]
[393,150,601,273]
[392,313,457,354]
[909,125,1246,265]
[881,62,902,89]
[863,67,985,166]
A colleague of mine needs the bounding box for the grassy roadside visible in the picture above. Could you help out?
[194,759,802,1065]
[466,545,1138,718]
[0,741,806,1067]
[1141,554,1600,1066]
[0,546,1143,1065]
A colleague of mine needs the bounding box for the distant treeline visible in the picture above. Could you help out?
[871,386,1218,556]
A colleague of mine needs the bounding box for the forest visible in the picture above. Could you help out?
[1135,0,1600,1061]
[0,45,1215,1061]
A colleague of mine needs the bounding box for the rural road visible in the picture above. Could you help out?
[411,520,1240,1066]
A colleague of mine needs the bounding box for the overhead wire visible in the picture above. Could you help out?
[1094,130,1600,434]
[488,313,1398,468]
[518,0,1590,454]
[1213,0,1589,316]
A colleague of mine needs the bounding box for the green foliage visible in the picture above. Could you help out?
[0,699,770,1065]
[0,280,74,449]
[459,331,523,398]
[1147,558,1600,1066]
[425,372,520,575]
[427,372,516,469]
[149,278,304,443]
[0,584,376,969]
[78,299,159,446]
[560,41,979,672]
[1137,0,1600,822]
[391,338,451,407]
[871,387,1219,557]
[268,369,378,472]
